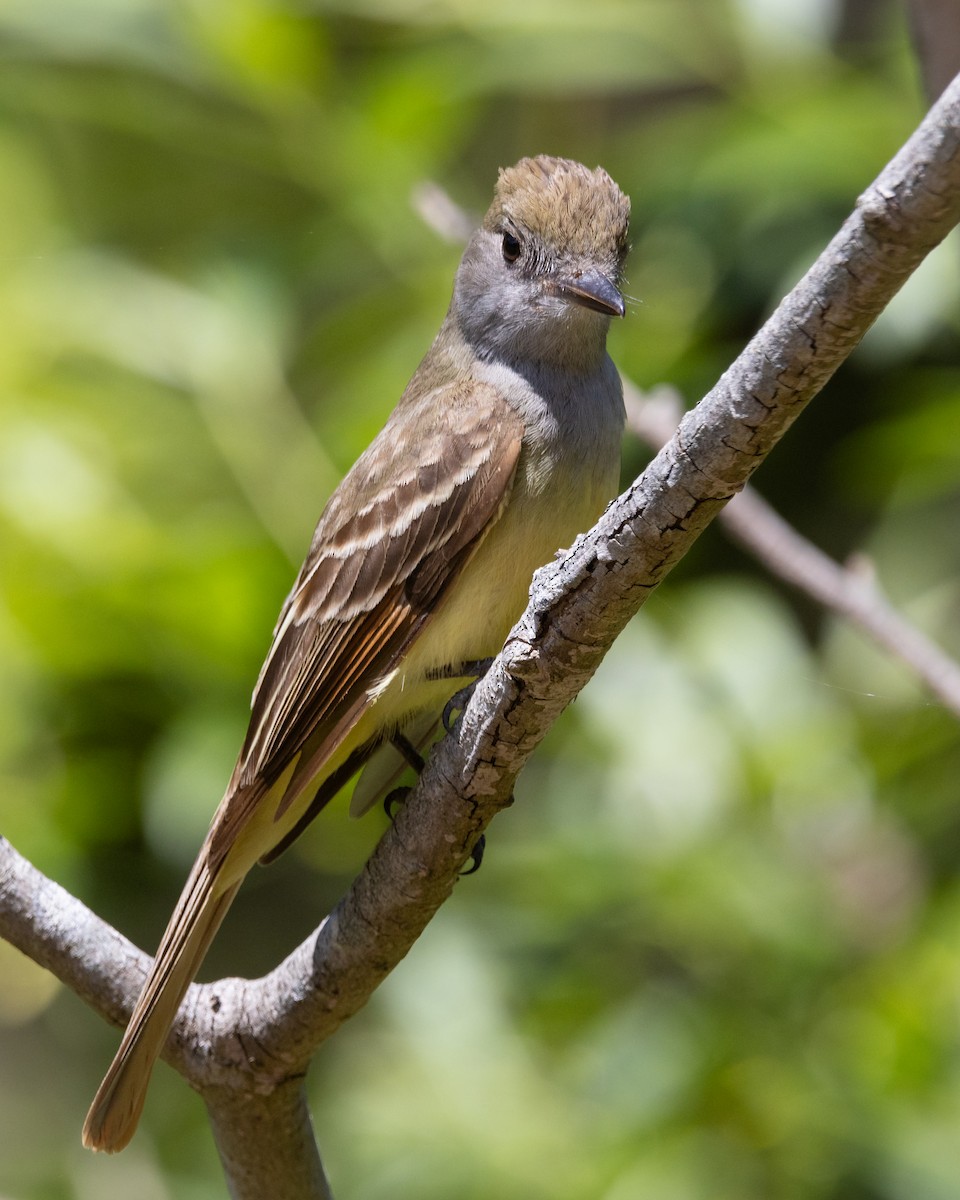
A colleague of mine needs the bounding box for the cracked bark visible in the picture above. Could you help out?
[1,71,959,1200]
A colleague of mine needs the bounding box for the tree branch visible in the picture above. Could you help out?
[205,1079,333,1200]
[2,72,960,1199]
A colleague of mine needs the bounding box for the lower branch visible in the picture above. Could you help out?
[0,836,149,1035]
[205,1078,332,1200]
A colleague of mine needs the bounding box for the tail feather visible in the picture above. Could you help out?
[82,862,241,1153]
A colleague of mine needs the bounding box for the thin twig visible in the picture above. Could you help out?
[623,381,960,719]
[907,0,960,102]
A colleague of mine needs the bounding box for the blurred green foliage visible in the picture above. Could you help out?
[1,1,959,1197]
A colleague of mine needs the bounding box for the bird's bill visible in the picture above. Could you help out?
[550,270,625,318]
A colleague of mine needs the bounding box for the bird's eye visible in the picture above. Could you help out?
[501,232,521,263]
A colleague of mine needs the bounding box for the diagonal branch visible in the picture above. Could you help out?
[2,71,960,1200]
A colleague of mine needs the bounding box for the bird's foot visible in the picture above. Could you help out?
[383,786,485,876]
[383,784,410,820]
[383,730,488,875]
[426,658,495,733]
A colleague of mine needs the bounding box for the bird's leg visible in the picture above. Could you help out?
[427,657,496,682]
[392,732,427,773]
[384,728,486,874]
[382,732,425,819]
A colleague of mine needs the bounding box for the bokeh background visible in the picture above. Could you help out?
[1,1,959,1197]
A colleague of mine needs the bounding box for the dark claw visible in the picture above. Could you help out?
[431,658,495,733]
[386,787,486,874]
[383,785,411,820]
[459,833,486,875]
[443,682,478,733]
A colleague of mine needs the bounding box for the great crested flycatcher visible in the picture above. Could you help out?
[83,155,631,1152]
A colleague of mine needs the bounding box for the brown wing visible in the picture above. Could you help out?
[207,379,522,863]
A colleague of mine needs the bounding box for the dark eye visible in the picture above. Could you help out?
[501,231,521,263]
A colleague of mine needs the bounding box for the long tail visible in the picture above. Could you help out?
[82,857,241,1153]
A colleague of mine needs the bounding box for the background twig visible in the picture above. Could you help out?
[623,381,960,719]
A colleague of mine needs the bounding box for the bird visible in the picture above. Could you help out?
[82,154,631,1153]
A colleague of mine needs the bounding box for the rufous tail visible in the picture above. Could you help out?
[82,859,240,1152]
